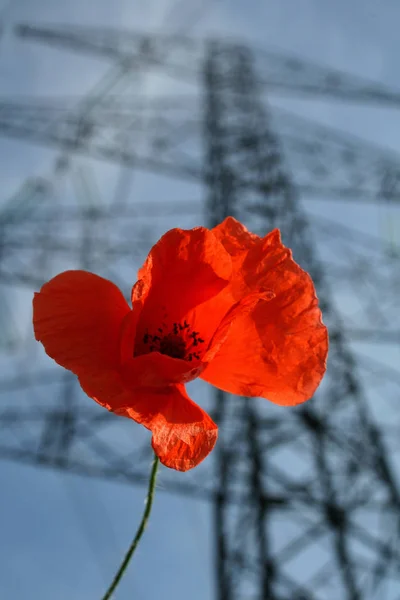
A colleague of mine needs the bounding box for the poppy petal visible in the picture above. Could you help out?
[203,288,275,363]
[33,270,130,376]
[120,352,204,388]
[201,243,328,405]
[153,220,258,355]
[133,226,232,332]
[149,385,218,471]
[78,368,132,413]
[81,376,218,471]
[212,216,260,256]
[123,384,218,471]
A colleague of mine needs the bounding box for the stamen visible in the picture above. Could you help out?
[140,319,206,361]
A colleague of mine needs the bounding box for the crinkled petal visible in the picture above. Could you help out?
[149,386,217,471]
[212,218,290,302]
[123,384,217,471]
[212,216,260,256]
[78,371,217,471]
[201,246,328,405]
[33,270,130,376]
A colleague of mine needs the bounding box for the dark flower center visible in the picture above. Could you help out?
[159,334,186,359]
[141,320,205,361]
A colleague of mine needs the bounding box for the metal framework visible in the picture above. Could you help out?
[1,25,400,600]
[203,42,400,600]
[15,24,400,106]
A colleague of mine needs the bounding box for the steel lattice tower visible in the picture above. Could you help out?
[203,42,400,600]
[1,25,400,600]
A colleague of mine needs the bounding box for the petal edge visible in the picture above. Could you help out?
[33,270,130,376]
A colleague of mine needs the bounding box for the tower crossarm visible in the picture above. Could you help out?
[15,23,400,107]
[1,98,400,202]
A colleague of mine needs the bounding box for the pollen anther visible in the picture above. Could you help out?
[141,319,205,361]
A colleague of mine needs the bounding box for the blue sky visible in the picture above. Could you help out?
[1,1,400,599]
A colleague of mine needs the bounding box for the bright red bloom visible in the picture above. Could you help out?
[33,217,328,471]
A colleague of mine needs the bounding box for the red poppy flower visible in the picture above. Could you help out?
[33,217,328,471]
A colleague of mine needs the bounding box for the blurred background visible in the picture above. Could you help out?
[1,1,400,599]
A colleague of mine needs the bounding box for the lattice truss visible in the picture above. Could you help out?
[0,25,400,600]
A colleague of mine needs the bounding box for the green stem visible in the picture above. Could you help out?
[101,454,160,600]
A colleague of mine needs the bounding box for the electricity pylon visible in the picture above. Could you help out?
[0,26,400,599]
